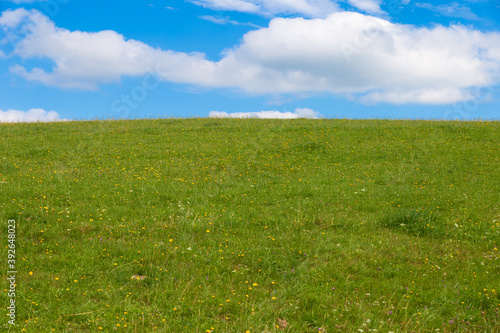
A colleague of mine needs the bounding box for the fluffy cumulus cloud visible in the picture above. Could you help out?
[1,9,500,104]
[0,108,63,123]
[209,107,321,119]
[0,9,202,90]
[0,7,32,28]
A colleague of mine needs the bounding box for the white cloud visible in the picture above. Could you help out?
[192,0,260,13]
[294,107,321,118]
[416,3,480,21]
[2,9,500,105]
[190,0,385,17]
[209,107,321,118]
[215,12,500,103]
[7,0,47,3]
[1,9,212,90]
[0,7,31,28]
[360,88,474,105]
[191,0,339,18]
[347,0,383,14]
[199,15,261,28]
[0,108,63,123]
[200,15,232,24]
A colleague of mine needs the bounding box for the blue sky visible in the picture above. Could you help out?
[0,0,499,121]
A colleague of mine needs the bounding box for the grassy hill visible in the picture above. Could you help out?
[1,118,499,332]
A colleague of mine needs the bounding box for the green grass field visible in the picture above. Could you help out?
[1,118,499,332]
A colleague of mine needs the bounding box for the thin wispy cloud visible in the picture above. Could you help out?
[347,0,383,15]
[189,0,389,17]
[416,2,480,21]
[199,15,261,28]
[7,0,48,3]
[190,0,340,18]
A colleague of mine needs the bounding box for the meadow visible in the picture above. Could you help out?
[0,118,499,332]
